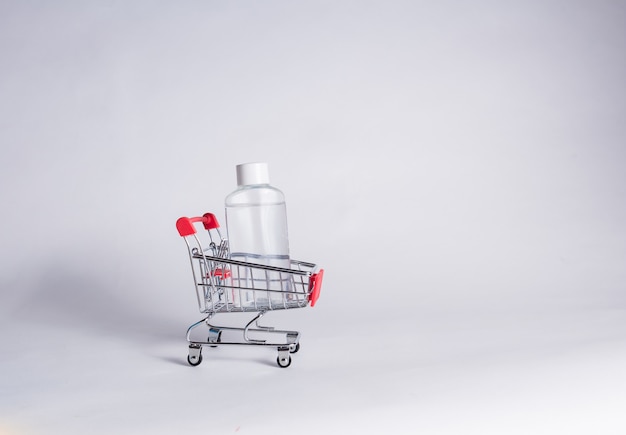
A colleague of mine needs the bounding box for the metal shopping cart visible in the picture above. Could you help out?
[176,213,324,368]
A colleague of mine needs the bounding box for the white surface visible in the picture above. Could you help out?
[1,1,625,434]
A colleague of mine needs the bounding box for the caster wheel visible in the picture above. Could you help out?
[188,353,203,366]
[289,342,300,354]
[277,354,292,368]
[209,330,222,348]
[188,345,203,366]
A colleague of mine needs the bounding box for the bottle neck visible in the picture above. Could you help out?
[239,183,270,188]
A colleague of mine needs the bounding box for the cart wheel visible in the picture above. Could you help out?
[289,342,300,354]
[209,330,222,348]
[188,353,203,366]
[277,354,292,368]
[188,345,203,366]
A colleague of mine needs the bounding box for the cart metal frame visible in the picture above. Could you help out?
[176,213,323,368]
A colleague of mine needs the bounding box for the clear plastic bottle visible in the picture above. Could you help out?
[225,162,291,308]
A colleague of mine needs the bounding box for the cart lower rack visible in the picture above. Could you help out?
[176,213,323,368]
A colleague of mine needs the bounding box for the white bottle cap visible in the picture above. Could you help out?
[236,162,270,186]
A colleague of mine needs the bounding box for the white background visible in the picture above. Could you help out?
[1,1,625,434]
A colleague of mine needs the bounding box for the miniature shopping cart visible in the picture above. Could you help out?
[176,213,323,368]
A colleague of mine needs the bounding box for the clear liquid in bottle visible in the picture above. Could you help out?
[225,162,291,309]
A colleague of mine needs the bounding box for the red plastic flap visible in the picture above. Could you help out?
[202,213,220,230]
[212,268,231,279]
[308,269,324,307]
[176,217,197,237]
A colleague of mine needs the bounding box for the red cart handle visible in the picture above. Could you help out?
[176,213,220,237]
[308,269,324,307]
